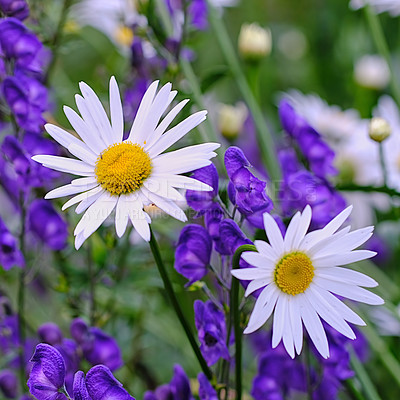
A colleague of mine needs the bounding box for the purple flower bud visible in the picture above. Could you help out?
[0,0,29,20]
[204,203,224,245]
[194,300,229,366]
[174,225,212,285]
[216,219,252,255]
[251,376,283,400]
[0,370,18,399]
[38,322,63,345]
[2,72,47,133]
[225,147,273,229]
[70,319,123,371]
[85,365,134,400]
[186,164,219,214]
[188,0,208,30]
[73,371,91,400]
[28,200,68,251]
[0,18,42,71]
[197,373,217,400]
[144,385,171,400]
[27,343,67,400]
[0,217,24,270]
[55,339,80,395]
[170,365,194,400]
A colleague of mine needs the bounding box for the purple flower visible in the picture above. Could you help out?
[28,200,68,251]
[278,100,336,178]
[0,18,43,73]
[0,370,18,399]
[0,0,29,20]
[38,322,63,346]
[216,219,252,255]
[174,225,212,285]
[0,217,24,270]
[0,315,19,354]
[27,343,67,400]
[2,72,48,133]
[251,375,282,400]
[225,147,273,229]
[73,371,90,400]
[70,319,123,371]
[198,373,217,400]
[186,164,219,214]
[194,300,229,366]
[55,339,80,395]
[204,203,224,246]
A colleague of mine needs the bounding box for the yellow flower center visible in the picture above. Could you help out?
[114,26,134,46]
[274,252,314,295]
[95,141,152,196]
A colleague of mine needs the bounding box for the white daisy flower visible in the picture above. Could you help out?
[350,0,400,17]
[232,205,384,359]
[32,77,219,249]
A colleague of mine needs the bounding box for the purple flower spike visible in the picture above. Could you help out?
[225,147,273,229]
[198,373,217,400]
[28,200,68,251]
[170,365,194,400]
[85,365,134,400]
[174,225,212,285]
[194,300,229,367]
[216,219,252,255]
[0,217,25,270]
[38,322,63,346]
[70,319,123,371]
[0,370,18,399]
[28,343,67,400]
[186,164,219,214]
[73,371,91,400]
[0,0,29,20]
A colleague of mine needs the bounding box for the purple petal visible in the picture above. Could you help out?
[73,371,91,400]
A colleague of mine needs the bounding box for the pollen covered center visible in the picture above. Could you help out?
[274,252,314,295]
[95,141,152,196]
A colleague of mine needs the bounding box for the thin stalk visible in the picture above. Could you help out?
[337,183,400,197]
[364,5,400,108]
[350,349,383,400]
[231,244,257,400]
[148,229,214,380]
[378,142,388,187]
[87,240,96,326]
[345,379,367,400]
[207,2,281,188]
[304,340,313,400]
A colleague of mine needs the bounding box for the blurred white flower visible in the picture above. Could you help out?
[238,23,272,60]
[369,305,400,336]
[277,29,308,60]
[217,102,248,140]
[350,0,400,16]
[354,55,390,89]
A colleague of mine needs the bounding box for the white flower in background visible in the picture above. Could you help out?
[32,77,219,249]
[232,205,383,358]
[277,29,308,60]
[238,23,272,60]
[373,95,400,191]
[350,0,400,16]
[354,55,390,89]
[369,305,400,336]
[69,0,145,49]
[217,102,248,140]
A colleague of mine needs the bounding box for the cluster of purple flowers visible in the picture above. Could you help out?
[0,299,122,399]
[278,100,346,228]
[0,0,68,264]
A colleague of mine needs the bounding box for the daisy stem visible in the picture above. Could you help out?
[87,239,96,326]
[345,379,366,400]
[207,2,281,188]
[148,229,214,381]
[231,244,257,400]
[350,349,383,400]
[363,5,400,109]
[378,142,388,187]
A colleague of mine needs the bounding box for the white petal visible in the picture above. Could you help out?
[306,226,351,257]
[67,143,97,165]
[254,240,279,261]
[311,285,366,326]
[109,76,124,143]
[292,205,312,248]
[244,285,279,334]
[244,278,271,297]
[62,186,104,211]
[115,195,130,237]
[231,267,270,280]
[316,267,378,288]
[241,252,275,269]
[128,80,159,143]
[313,250,377,267]
[79,81,114,145]
[272,294,287,348]
[284,211,301,253]
[63,106,104,154]
[45,182,98,199]
[149,174,213,191]
[313,276,384,305]
[71,177,98,186]
[288,298,303,355]
[282,298,295,359]
[152,157,214,176]
[306,286,355,339]
[143,178,185,202]
[263,212,284,254]
[32,155,94,175]
[147,111,208,157]
[298,294,330,359]
[124,193,150,241]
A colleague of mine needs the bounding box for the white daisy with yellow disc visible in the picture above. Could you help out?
[33,77,219,249]
[232,205,384,359]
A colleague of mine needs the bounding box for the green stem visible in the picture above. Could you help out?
[149,229,214,380]
[304,340,313,400]
[231,244,257,400]
[207,2,281,188]
[350,349,383,400]
[337,183,400,197]
[345,379,366,400]
[87,240,96,326]
[378,142,388,187]
[363,5,400,108]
